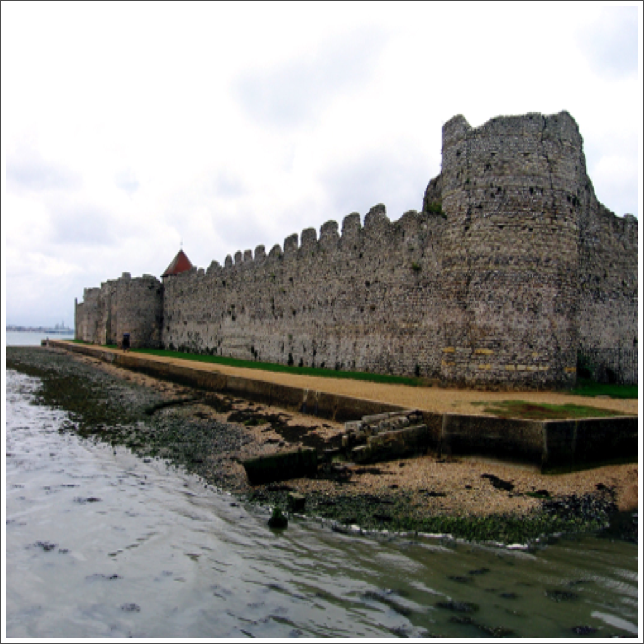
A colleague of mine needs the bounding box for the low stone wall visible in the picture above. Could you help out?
[542,417,639,471]
[242,448,318,485]
[342,410,430,464]
[51,342,637,472]
[51,341,403,422]
[441,414,544,465]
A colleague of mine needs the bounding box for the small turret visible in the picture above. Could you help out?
[162,249,194,277]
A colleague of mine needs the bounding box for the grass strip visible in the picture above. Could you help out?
[129,348,424,386]
[473,400,628,420]
[569,379,638,400]
[64,342,638,399]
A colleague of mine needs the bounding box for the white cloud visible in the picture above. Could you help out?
[576,5,639,80]
[7,149,82,193]
[233,27,387,127]
[2,2,641,326]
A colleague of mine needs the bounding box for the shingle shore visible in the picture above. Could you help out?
[6,346,638,545]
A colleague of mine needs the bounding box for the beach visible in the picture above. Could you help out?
[6,345,638,544]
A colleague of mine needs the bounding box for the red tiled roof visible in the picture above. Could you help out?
[162,250,194,277]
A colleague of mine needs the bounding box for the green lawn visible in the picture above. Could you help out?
[473,400,629,420]
[65,341,639,401]
[569,379,638,400]
[131,348,424,387]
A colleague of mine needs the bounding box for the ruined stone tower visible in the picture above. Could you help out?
[438,112,586,386]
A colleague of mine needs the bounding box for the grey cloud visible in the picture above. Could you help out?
[51,203,118,246]
[115,169,140,194]
[321,150,432,221]
[6,270,78,329]
[211,209,273,252]
[233,28,387,127]
[7,150,82,192]
[577,7,638,79]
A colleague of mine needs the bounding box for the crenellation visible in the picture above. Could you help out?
[75,111,638,386]
[341,212,361,241]
[364,203,389,229]
[284,233,298,255]
[300,227,317,249]
[268,244,282,259]
[319,220,340,248]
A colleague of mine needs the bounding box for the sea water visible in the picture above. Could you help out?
[4,367,640,639]
[5,330,74,347]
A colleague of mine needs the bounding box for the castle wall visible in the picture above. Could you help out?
[162,206,447,376]
[112,274,164,348]
[578,207,638,349]
[75,287,103,344]
[577,198,638,383]
[439,112,588,387]
[75,273,163,348]
[75,111,638,388]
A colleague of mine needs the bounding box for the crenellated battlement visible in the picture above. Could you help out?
[75,111,638,387]
[190,206,442,281]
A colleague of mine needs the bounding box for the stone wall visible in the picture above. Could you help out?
[75,111,638,387]
[162,206,447,377]
[578,202,638,360]
[439,112,587,386]
[75,287,102,344]
[75,273,163,349]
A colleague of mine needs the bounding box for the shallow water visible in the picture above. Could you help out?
[4,369,640,638]
[5,330,74,346]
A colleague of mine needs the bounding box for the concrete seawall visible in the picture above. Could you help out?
[50,341,638,472]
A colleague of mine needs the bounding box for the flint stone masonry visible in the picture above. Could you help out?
[75,274,163,349]
[75,111,638,387]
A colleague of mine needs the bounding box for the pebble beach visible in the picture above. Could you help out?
[6,345,638,545]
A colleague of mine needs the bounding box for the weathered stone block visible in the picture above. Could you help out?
[242,448,318,485]
[287,492,307,512]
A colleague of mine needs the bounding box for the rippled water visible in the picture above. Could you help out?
[5,369,640,638]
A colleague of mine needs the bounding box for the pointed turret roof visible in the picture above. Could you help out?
[162,249,194,277]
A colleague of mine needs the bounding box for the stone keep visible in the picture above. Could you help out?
[75,111,638,387]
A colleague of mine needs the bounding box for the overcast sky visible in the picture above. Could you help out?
[2,2,642,328]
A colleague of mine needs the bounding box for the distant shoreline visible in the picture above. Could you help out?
[6,327,74,335]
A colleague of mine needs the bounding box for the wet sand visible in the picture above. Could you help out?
[7,345,639,544]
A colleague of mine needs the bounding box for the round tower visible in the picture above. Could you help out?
[439,112,585,387]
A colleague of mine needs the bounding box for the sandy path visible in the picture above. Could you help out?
[62,343,638,416]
